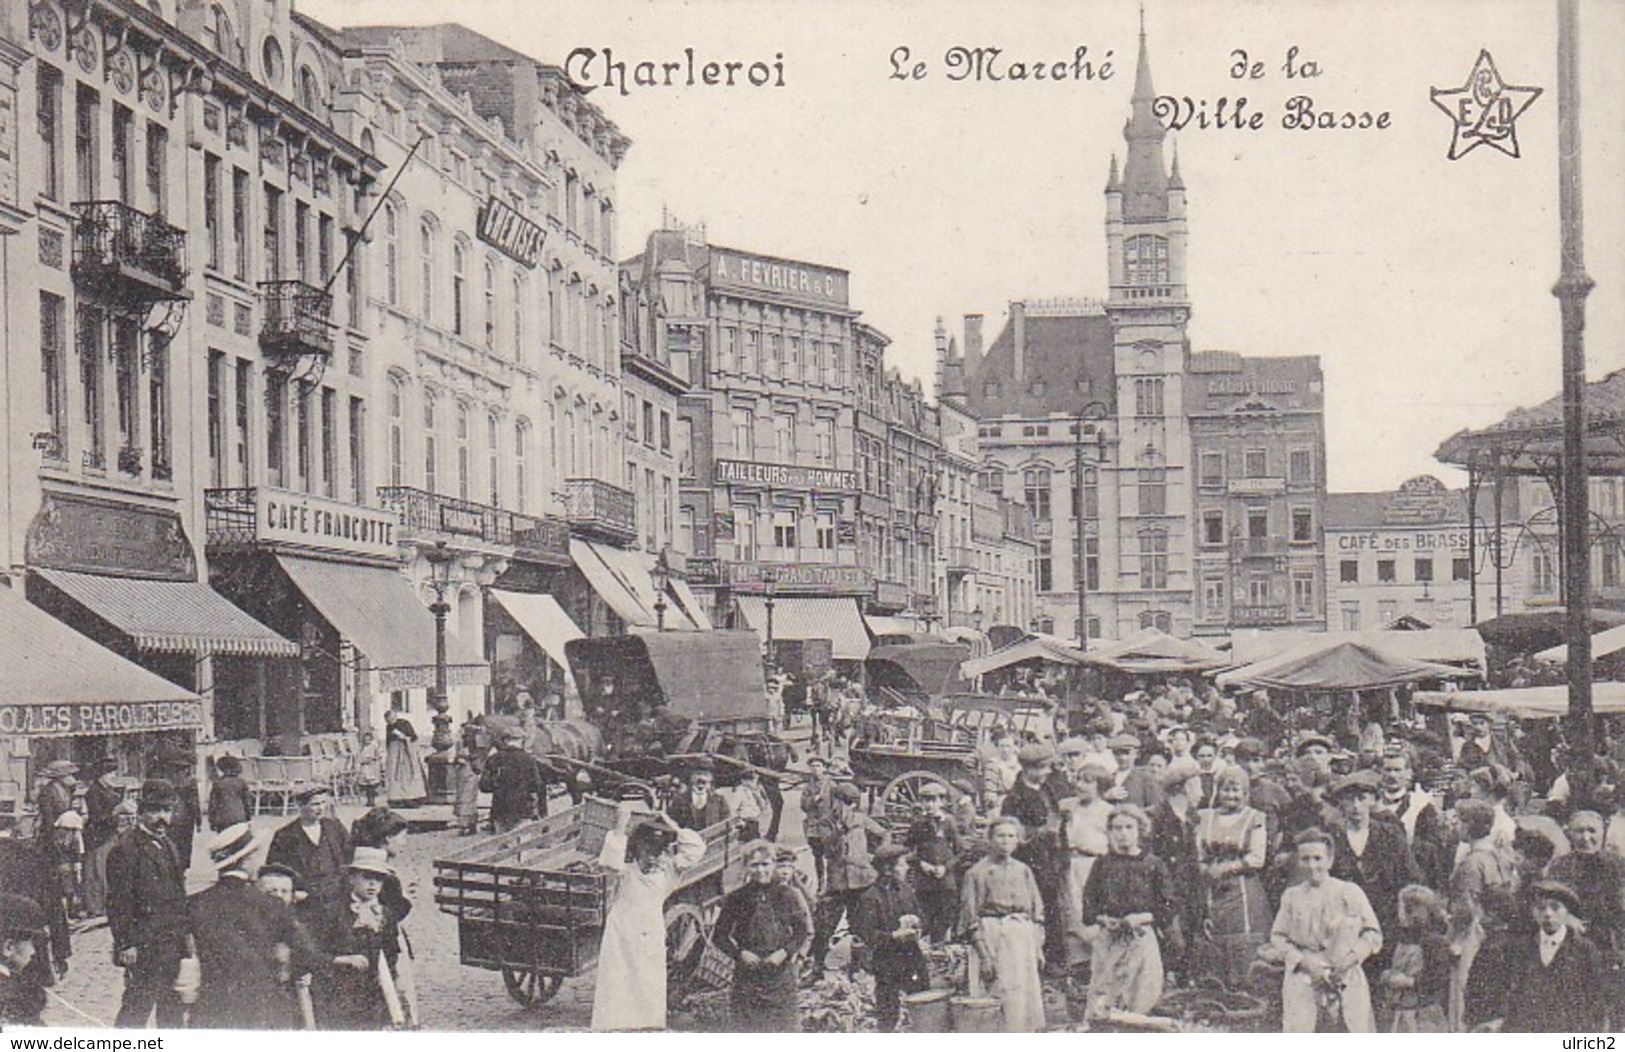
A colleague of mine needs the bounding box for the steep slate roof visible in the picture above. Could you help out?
[964,312,1117,419]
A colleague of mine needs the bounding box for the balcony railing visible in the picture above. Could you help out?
[376,486,567,559]
[945,546,978,575]
[1232,535,1289,557]
[204,488,257,547]
[72,201,187,302]
[563,478,637,544]
[259,280,335,359]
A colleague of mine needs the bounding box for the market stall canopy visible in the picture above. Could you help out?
[1477,608,1625,654]
[31,568,298,658]
[1535,622,1625,664]
[866,642,971,696]
[960,634,1086,679]
[0,587,200,737]
[1218,640,1468,692]
[1229,628,1487,673]
[489,590,583,688]
[564,629,767,724]
[1415,683,1625,718]
[865,615,929,644]
[1084,627,1227,674]
[938,625,993,657]
[275,556,488,691]
[735,595,870,661]
[569,539,700,631]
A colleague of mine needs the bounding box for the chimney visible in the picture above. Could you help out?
[963,313,984,377]
[1011,301,1027,384]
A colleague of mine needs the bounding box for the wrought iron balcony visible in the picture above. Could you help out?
[563,478,636,544]
[945,546,978,576]
[1231,535,1289,557]
[259,280,335,359]
[72,201,187,303]
[376,486,562,554]
[203,488,257,547]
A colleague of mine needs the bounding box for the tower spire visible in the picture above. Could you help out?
[1120,10,1169,220]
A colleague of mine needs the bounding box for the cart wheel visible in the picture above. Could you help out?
[880,770,953,827]
[501,966,561,1009]
[665,903,708,985]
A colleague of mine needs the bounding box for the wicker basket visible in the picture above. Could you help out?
[694,940,735,990]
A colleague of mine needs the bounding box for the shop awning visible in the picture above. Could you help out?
[32,568,299,658]
[669,578,713,631]
[0,587,200,737]
[735,595,870,661]
[1416,683,1625,719]
[275,556,489,691]
[490,590,583,679]
[570,539,699,631]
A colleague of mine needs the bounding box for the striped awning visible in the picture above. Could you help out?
[570,540,700,631]
[31,568,299,658]
[735,595,871,661]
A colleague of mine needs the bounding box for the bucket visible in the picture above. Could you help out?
[950,995,1004,1033]
[902,989,952,1033]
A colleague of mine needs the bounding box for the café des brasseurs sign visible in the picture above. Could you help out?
[477,196,546,268]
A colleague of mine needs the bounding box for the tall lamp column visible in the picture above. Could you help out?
[424,540,458,805]
[762,565,780,671]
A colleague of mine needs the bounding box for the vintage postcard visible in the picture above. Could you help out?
[0,0,1621,1038]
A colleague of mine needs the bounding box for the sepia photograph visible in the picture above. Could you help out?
[0,0,1622,1037]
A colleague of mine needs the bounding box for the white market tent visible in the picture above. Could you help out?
[1083,627,1228,675]
[1228,628,1487,674]
[1534,623,1625,664]
[1415,683,1625,718]
[960,634,1088,679]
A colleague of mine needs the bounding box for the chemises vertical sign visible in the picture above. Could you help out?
[476,197,546,268]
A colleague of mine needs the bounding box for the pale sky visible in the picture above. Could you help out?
[301,0,1625,494]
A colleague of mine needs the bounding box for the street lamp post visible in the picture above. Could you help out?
[1073,402,1109,651]
[423,540,458,805]
[762,564,780,670]
[652,549,671,631]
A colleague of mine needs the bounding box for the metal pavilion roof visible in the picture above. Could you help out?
[1435,368,1625,477]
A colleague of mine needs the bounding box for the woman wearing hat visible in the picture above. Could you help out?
[310,847,406,1029]
[591,803,705,1031]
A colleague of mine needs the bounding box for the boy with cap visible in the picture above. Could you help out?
[265,785,352,907]
[809,782,887,973]
[1328,769,1421,982]
[106,779,192,1027]
[904,781,962,943]
[0,894,48,1025]
[851,844,929,1031]
[309,847,406,1029]
[1498,880,1608,1031]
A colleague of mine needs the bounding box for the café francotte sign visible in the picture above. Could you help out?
[254,488,401,562]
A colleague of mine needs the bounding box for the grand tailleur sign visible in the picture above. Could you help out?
[477,196,546,268]
[709,249,849,306]
[255,488,400,560]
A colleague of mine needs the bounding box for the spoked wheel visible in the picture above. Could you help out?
[501,966,562,1009]
[665,903,710,1006]
[880,770,953,828]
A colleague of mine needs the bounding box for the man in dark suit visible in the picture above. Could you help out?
[106,779,192,1028]
[0,830,72,1000]
[1329,769,1422,979]
[265,786,352,907]
[667,763,731,831]
[479,727,545,832]
[1500,880,1609,1031]
[189,824,308,1029]
[33,761,77,838]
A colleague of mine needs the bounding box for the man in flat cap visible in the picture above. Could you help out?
[1002,743,1065,969]
[479,725,547,832]
[33,760,78,840]
[667,762,732,832]
[266,785,351,907]
[1328,768,1420,981]
[0,893,49,1025]
[1498,880,1609,1032]
[106,778,192,1027]
[809,782,888,974]
[903,780,962,943]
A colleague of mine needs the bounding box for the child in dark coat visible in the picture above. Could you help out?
[851,845,930,1031]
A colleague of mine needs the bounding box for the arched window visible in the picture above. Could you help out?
[382,203,399,306]
[568,277,583,354]
[451,241,466,336]
[1124,234,1170,286]
[514,419,531,513]
[297,66,321,113]
[419,219,436,322]
[483,260,496,348]
[547,400,560,485]
[387,375,405,486]
[512,275,524,361]
[456,403,471,500]
[486,413,501,507]
[563,408,577,475]
[547,271,561,344]
[422,390,438,493]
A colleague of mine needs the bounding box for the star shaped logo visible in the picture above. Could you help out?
[1431,50,1543,159]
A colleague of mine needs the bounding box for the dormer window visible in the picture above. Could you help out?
[297,66,321,113]
[1124,234,1169,285]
